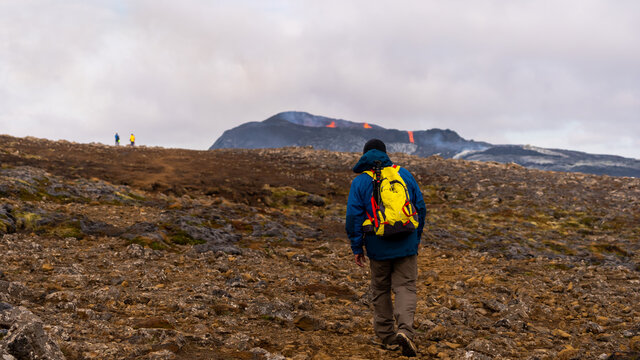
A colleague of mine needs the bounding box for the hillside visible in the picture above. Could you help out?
[210,111,490,158]
[1,134,639,359]
[210,111,640,178]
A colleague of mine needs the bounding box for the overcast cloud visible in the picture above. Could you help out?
[1,0,639,158]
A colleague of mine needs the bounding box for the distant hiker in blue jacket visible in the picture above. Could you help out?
[115,132,120,146]
[346,139,426,357]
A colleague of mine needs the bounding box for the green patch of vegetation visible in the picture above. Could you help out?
[468,236,484,244]
[542,240,575,255]
[563,220,581,228]
[262,185,311,208]
[169,232,193,245]
[15,212,41,231]
[36,177,51,187]
[551,209,569,220]
[312,208,327,219]
[524,213,556,228]
[260,315,276,321]
[548,263,572,271]
[183,218,202,226]
[21,153,43,160]
[149,241,167,251]
[491,208,516,219]
[601,216,631,231]
[15,179,33,187]
[469,212,486,221]
[579,215,599,228]
[126,192,146,201]
[591,243,629,258]
[158,223,206,246]
[261,246,274,256]
[577,228,594,236]
[168,229,204,246]
[458,238,474,247]
[206,220,226,229]
[114,191,137,202]
[10,177,82,204]
[17,188,44,202]
[230,219,252,232]
[48,222,84,239]
[270,186,308,198]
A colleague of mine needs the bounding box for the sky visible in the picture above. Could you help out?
[1,0,639,159]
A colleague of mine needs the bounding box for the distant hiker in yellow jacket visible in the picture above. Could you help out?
[130,133,135,146]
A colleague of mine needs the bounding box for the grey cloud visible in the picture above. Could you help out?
[0,0,638,158]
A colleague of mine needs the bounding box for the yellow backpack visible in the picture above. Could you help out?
[362,164,419,237]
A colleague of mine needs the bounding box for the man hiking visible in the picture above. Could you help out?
[115,132,120,146]
[130,133,135,146]
[346,139,426,357]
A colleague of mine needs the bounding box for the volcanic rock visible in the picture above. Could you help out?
[0,134,638,359]
[0,303,64,360]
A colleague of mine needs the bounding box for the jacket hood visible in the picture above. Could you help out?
[352,149,393,173]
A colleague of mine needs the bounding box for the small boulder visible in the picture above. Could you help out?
[586,321,604,334]
[293,315,324,331]
[466,338,496,355]
[0,305,65,360]
[304,194,326,207]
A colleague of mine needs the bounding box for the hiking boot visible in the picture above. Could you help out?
[395,332,417,357]
[369,336,400,351]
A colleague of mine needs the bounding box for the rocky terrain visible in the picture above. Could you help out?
[210,111,640,177]
[0,134,639,359]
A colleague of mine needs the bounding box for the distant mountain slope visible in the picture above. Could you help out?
[458,145,640,177]
[210,111,640,177]
[210,111,490,158]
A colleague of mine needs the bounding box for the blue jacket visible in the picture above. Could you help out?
[345,150,426,260]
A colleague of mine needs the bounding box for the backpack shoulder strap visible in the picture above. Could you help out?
[363,164,398,176]
[380,164,401,176]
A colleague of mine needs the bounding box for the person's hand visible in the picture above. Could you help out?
[354,253,366,267]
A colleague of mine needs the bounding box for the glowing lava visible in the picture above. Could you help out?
[363,123,372,129]
[407,131,414,143]
[326,121,336,128]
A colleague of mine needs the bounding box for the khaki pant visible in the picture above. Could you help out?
[369,254,417,344]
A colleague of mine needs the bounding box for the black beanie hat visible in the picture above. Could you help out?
[363,139,386,154]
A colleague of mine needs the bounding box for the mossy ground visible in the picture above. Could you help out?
[47,222,84,239]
